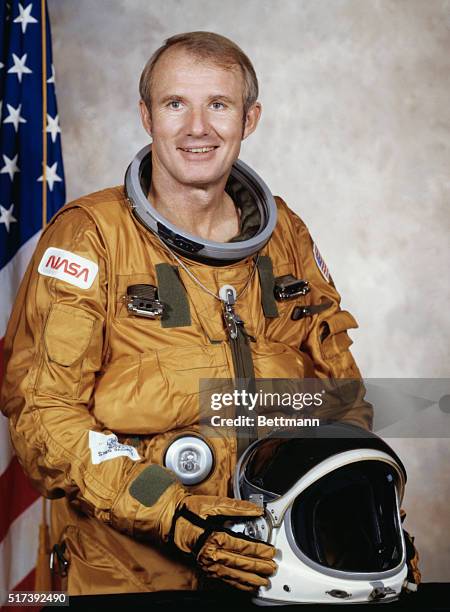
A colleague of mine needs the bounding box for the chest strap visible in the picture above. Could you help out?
[229,321,257,458]
[155,263,191,328]
[256,255,279,318]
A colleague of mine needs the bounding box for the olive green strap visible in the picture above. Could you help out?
[229,326,257,457]
[155,263,191,328]
[256,256,279,318]
[230,328,256,382]
[129,465,177,507]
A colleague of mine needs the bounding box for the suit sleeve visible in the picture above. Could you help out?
[286,205,373,430]
[0,207,186,543]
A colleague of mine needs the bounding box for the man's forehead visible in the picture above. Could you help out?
[152,46,244,92]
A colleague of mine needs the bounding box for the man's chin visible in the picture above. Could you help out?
[176,171,230,189]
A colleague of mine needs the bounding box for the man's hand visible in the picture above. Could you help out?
[171,495,277,591]
[400,509,421,593]
[127,465,276,590]
[403,528,421,592]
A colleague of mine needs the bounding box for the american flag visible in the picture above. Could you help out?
[0,0,65,606]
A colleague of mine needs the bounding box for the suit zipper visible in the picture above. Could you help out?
[221,288,257,456]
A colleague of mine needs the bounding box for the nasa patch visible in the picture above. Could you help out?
[38,247,98,289]
[313,242,331,283]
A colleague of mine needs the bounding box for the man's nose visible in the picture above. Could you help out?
[186,107,209,137]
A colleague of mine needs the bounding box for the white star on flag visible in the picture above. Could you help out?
[47,63,55,84]
[7,53,33,83]
[0,61,4,69]
[0,203,18,233]
[3,103,27,131]
[46,114,61,143]
[38,162,63,192]
[0,154,20,181]
[13,3,38,34]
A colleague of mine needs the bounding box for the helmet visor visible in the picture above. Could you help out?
[291,461,403,573]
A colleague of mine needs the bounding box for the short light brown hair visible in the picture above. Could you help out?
[139,31,259,117]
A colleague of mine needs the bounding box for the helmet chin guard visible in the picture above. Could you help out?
[232,423,409,605]
[124,145,277,264]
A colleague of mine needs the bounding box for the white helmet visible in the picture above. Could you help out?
[232,423,408,605]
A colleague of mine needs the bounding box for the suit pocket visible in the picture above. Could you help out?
[36,304,103,400]
[319,311,360,378]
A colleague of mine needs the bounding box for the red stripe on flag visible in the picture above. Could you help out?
[0,457,41,543]
[1,568,41,612]
[14,568,36,591]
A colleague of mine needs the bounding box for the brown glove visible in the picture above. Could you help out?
[170,495,277,591]
[400,508,421,592]
[403,528,421,592]
[126,465,276,590]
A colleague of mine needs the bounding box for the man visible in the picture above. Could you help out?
[1,32,376,595]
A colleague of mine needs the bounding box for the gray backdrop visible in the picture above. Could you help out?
[47,0,450,581]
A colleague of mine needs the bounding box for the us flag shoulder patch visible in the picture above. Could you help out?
[313,242,331,283]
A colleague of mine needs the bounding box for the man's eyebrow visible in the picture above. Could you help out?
[207,94,236,104]
[159,94,184,104]
[157,94,238,105]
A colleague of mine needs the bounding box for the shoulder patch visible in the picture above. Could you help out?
[89,431,141,465]
[313,242,330,283]
[38,247,98,289]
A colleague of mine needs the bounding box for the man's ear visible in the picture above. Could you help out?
[242,102,262,140]
[139,100,152,137]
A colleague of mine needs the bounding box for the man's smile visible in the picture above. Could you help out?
[178,146,219,153]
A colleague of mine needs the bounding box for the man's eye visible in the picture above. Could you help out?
[211,102,225,110]
[169,100,182,109]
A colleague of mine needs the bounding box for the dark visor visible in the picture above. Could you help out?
[291,461,403,572]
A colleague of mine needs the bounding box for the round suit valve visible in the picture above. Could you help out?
[164,436,214,485]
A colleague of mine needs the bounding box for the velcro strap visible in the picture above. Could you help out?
[256,256,278,318]
[129,465,177,507]
[155,263,191,328]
